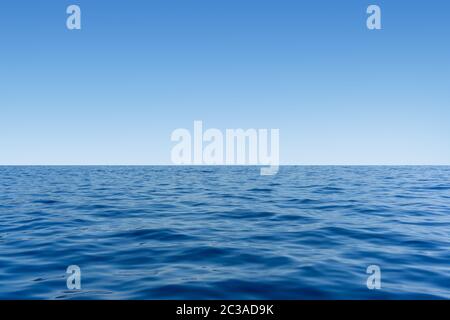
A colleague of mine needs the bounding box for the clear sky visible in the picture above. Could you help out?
[1,0,449,165]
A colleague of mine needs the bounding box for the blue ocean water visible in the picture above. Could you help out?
[0,166,449,299]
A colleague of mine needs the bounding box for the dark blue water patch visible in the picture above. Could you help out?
[109,228,197,242]
[247,188,273,193]
[426,184,450,191]
[218,209,277,220]
[271,214,318,223]
[315,186,344,194]
[286,198,321,204]
[0,166,450,299]
[33,199,61,205]
[219,193,255,201]
[178,200,209,207]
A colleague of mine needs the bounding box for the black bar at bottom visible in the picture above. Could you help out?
[0,300,446,318]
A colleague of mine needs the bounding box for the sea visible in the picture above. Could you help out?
[0,166,449,299]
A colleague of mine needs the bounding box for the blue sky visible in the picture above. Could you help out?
[1,0,449,165]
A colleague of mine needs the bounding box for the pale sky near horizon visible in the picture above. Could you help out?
[1,0,449,165]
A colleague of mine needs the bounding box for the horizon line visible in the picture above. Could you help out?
[1,164,449,167]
